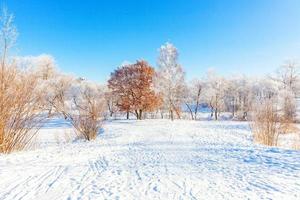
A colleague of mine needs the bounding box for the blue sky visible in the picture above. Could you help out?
[4,0,300,83]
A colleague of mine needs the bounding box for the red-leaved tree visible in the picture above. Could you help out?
[108,60,161,120]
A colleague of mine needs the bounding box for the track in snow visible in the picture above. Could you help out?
[0,119,300,199]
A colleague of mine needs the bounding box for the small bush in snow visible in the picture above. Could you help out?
[50,79,106,141]
[251,99,292,146]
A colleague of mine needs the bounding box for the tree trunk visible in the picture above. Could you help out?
[214,108,218,120]
[210,107,214,118]
[243,111,247,121]
[232,98,235,117]
[185,103,194,120]
[174,106,181,120]
[194,104,199,120]
[138,109,143,120]
[0,123,3,153]
[170,109,174,121]
[48,107,53,118]
[126,111,129,119]
[160,110,164,119]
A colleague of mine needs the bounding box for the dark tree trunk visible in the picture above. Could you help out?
[170,109,174,121]
[243,112,247,121]
[126,111,129,119]
[138,109,143,120]
[160,110,164,119]
[214,108,218,120]
[47,107,52,118]
[185,103,194,120]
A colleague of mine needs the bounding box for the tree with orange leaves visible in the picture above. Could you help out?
[108,60,161,120]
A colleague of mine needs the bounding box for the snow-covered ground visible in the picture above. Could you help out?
[0,119,300,200]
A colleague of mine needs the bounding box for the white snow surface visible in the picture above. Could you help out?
[0,119,300,200]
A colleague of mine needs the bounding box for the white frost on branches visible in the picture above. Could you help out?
[155,42,186,120]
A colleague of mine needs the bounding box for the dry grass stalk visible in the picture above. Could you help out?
[0,64,44,153]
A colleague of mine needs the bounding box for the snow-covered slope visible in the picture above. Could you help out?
[0,119,299,199]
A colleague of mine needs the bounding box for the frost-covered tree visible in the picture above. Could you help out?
[224,75,253,120]
[155,42,186,120]
[203,70,228,120]
[184,79,204,120]
[15,54,57,80]
[104,87,119,118]
[275,61,300,93]
[34,54,57,80]
[45,74,74,117]
[14,55,60,117]
[271,61,300,121]
[252,78,278,101]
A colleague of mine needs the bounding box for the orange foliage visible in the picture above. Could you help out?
[108,60,161,119]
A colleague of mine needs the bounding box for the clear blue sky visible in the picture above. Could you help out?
[4,0,300,83]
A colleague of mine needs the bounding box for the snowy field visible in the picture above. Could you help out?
[0,119,300,200]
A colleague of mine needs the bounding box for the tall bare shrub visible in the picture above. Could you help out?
[251,99,290,146]
[0,64,44,153]
[0,8,45,153]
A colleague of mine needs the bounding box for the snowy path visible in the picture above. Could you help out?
[0,120,300,199]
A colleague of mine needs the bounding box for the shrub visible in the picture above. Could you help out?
[0,65,44,153]
[251,99,291,146]
[51,80,106,141]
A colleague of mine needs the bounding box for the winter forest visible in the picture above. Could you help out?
[1,3,300,200]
